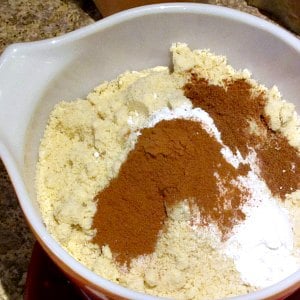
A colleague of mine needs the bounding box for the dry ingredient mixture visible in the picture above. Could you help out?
[36,43,300,299]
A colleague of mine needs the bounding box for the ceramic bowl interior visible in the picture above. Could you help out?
[0,3,300,300]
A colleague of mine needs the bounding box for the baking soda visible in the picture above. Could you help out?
[225,169,298,287]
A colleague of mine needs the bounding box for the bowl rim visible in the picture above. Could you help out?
[0,3,299,300]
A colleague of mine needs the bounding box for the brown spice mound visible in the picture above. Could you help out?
[184,75,300,198]
[184,76,265,156]
[258,132,300,196]
[93,119,248,265]
[93,74,300,265]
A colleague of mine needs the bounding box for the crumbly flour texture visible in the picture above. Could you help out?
[36,43,300,299]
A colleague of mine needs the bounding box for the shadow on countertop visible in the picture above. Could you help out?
[0,160,35,299]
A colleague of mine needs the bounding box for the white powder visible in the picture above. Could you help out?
[217,133,297,288]
[215,145,297,288]
[225,169,298,288]
[128,103,221,140]
[146,104,221,142]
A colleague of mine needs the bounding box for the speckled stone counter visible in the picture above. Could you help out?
[0,1,293,299]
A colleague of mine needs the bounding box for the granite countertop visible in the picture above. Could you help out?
[0,1,295,299]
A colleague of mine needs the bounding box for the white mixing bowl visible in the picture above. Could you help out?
[0,3,299,299]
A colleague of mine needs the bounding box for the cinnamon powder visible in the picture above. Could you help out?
[184,75,300,197]
[93,119,248,264]
[92,74,300,265]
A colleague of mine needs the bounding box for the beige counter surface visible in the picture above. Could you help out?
[0,1,292,299]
